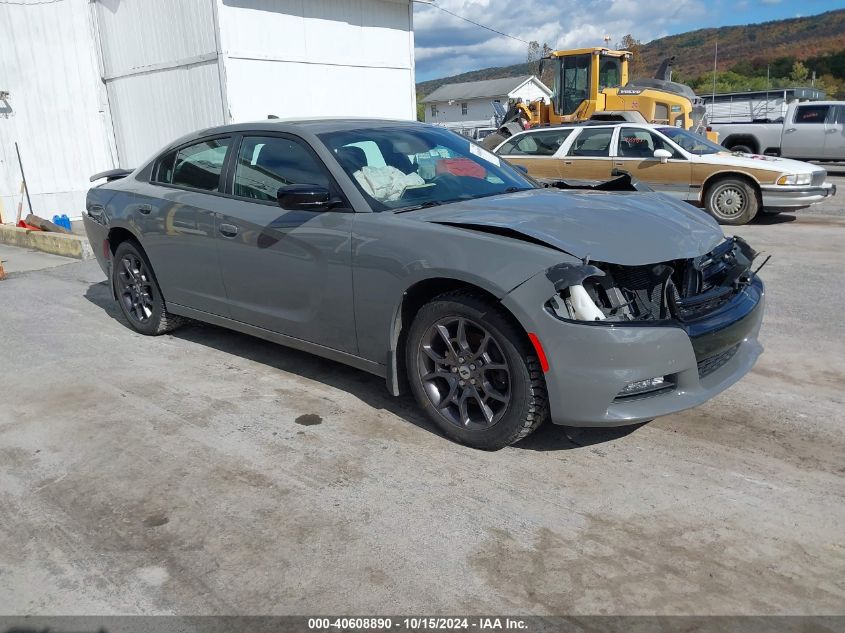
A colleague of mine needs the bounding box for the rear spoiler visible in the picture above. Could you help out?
[90,168,133,183]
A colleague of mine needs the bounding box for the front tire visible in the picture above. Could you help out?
[405,291,548,450]
[112,240,184,335]
[704,177,759,225]
[728,144,754,154]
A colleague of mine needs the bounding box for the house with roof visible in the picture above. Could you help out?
[421,75,552,133]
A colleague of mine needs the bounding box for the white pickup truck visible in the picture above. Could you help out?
[710,101,845,161]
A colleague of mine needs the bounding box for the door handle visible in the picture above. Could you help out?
[785,128,797,133]
[219,223,239,238]
[137,204,152,215]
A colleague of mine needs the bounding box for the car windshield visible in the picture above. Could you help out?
[318,125,537,211]
[657,127,727,155]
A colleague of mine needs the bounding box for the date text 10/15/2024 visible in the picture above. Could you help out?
[307,617,529,630]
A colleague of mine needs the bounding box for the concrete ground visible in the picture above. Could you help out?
[0,192,843,616]
[0,243,77,275]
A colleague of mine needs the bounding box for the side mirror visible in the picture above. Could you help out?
[653,148,672,163]
[277,184,340,211]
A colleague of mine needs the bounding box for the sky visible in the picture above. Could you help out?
[413,0,845,81]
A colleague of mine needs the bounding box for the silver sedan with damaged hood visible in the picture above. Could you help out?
[83,119,765,450]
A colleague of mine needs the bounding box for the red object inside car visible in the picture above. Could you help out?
[435,158,487,180]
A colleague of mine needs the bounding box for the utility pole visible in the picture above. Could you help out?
[711,38,718,104]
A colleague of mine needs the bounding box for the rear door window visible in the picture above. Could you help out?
[566,128,613,157]
[498,129,573,156]
[794,105,830,124]
[171,138,231,191]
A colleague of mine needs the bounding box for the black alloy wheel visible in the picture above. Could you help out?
[116,252,155,324]
[406,291,548,450]
[418,316,511,430]
[112,240,184,335]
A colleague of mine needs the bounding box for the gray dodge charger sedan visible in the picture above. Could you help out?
[84,119,765,450]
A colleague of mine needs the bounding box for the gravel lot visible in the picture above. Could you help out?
[1,189,843,615]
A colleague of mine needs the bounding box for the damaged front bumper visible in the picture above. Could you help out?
[502,262,765,427]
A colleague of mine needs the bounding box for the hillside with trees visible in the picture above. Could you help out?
[416,9,845,102]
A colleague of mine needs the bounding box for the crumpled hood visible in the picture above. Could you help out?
[407,188,724,266]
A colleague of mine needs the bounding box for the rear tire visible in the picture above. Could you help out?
[704,177,759,225]
[405,291,548,450]
[112,240,185,335]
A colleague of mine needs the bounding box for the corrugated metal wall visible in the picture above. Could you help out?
[0,0,415,220]
[93,0,225,167]
[218,0,416,121]
[95,0,218,77]
[106,63,226,167]
[0,0,116,221]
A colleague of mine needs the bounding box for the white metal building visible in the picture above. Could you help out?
[421,75,552,133]
[0,0,416,220]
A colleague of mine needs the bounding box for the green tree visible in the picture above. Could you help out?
[817,74,845,99]
[789,61,809,83]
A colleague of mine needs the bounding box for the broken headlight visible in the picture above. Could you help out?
[545,261,673,323]
[544,238,759,324]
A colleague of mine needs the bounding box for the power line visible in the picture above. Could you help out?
[413,0,530,45]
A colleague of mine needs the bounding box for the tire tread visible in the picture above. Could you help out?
[113,239,186,336]
[409,288,549,449]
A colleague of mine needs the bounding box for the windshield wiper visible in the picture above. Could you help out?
[394,200,444,213]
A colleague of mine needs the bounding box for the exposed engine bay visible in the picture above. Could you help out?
[546,237,764,324]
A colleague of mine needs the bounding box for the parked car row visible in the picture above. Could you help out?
[491,121,836,225]
[85,119,766,450]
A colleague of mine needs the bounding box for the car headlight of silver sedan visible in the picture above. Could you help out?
[777,173,812,186]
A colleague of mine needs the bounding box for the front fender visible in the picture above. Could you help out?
[383,269,544,396]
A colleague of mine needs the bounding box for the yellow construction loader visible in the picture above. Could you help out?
[494,47,712,140]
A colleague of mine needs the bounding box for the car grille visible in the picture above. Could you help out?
[608,266,665,319]
[674,288,734,321]
[697,344,740,379]
[811,171,826,187]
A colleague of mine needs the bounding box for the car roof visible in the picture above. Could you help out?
[509,122,665,137]
[160,118,436,153]
[200,117,424,135]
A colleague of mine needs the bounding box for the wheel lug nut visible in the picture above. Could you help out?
[451,367,458,373]
[459,357,465,363]
[459,380,465,386]
[470,378,476,385]
[469,364,476,370]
